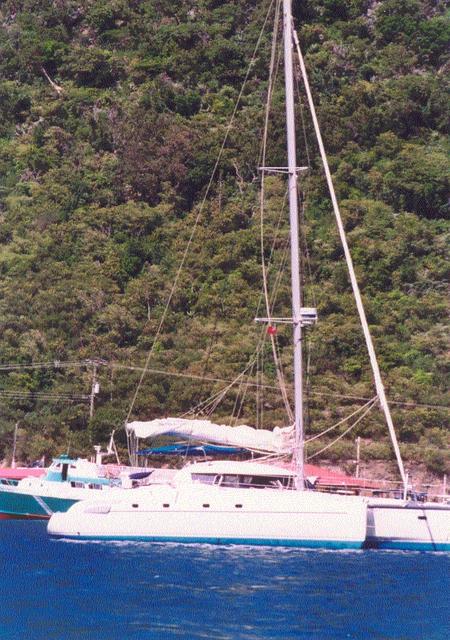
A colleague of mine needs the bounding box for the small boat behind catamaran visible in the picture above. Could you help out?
[0,450,156,520]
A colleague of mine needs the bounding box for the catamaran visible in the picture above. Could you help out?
[48,0,449,550]
[47,0,369,548]
[47,426,368,547]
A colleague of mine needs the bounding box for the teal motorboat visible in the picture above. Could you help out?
[0,454,148,520]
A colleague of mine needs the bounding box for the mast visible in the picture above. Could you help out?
[291,30,408,490]
[282,0,304,488]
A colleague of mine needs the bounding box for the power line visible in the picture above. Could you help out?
[0,360,91,371]
[0,390,89,401]
[0,360,448,411]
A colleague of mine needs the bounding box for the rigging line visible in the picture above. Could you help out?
[191,314,219,408]
[201,385,232,416]
[231,385,245,426]
[260,339,264,428]
[306,398,378,461]
[294,55,311,170]
[260,1,293,423]
[230,376,245,425]
[261,214,293,417]
[292,27,406,486]
[305,396,378,443]
[257,0,282,169]
[250,349,264,428]
[124,0,277,448]
[301,198,316,432]
[230,357,261,423]
[300,198,317,438]
[248,56,286,385]
[257,346,262,428]
[231,272,287,425]
[220,365,260,420]
[247,189,289,422]
[242,7,284,416]
[222,214,289,427]
[182,357,259,418]
[301,201,316,307]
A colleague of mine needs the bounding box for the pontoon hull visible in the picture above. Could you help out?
[48,484,367,549]
[366,501,450,551]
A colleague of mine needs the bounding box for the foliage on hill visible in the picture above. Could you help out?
[0,0,448,478]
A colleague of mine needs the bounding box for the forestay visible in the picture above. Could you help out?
[127,418,293,454]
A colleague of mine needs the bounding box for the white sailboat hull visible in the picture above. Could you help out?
[366,500,450,551]
[48,484,367,549]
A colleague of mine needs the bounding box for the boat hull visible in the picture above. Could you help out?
[48,485,367,549]
[0,475,114,520]
[0,488,78,519]
[366,501,450,552]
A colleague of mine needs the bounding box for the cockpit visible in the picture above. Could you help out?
[191,472,294,490]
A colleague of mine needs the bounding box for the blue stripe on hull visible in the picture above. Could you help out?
[368,539,450,552]
[49,534,363,549]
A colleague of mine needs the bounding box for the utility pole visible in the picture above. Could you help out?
[355,436,361,478]
[11,422,19,469]
[89,361,100,419]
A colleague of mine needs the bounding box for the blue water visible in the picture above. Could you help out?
[1,521,449,640]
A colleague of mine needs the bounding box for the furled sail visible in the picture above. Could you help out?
[127,418,293,454]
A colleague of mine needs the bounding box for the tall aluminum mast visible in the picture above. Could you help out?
[283,0,305,488]
[291,30,407,489]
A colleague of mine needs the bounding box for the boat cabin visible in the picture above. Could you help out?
[175,460,295,490]
[44,455,110,486]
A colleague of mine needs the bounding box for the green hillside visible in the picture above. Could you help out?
[0,0,448,480]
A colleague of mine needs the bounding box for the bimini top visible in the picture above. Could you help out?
[138,444,249,457]
[127,418,293,454]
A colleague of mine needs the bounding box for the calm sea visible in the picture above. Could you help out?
[1,521,448,639]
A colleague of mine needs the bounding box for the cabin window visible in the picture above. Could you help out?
[88,483,102,490]
[218,474,294,489]
[191,472,293,489]
[221,474,240,488]
[250,475,293,489]
[1,479,18,486]
[191,473,217,485]
[71,481,85,488]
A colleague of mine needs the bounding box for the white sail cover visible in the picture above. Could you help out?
[127,418,294,454]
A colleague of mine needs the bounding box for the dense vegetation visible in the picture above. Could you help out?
[0,1,448,480]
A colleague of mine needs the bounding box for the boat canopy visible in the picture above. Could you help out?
[127,418,293,454]
[138,444,249,457]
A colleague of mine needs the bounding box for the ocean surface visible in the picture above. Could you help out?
[1,521,449,640]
